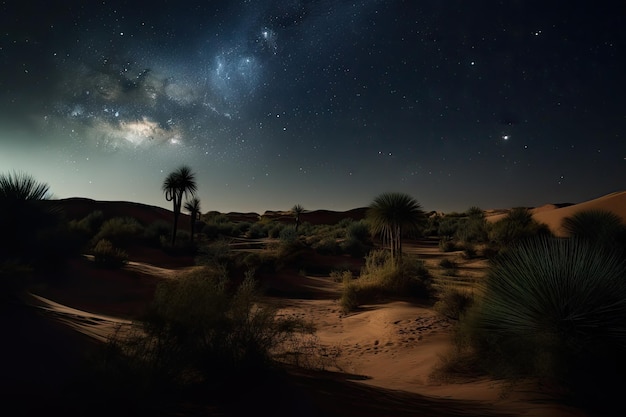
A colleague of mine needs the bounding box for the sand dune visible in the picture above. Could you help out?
[486,191,626,237]
[533,191,626,237]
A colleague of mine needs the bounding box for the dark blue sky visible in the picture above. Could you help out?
[1,0,624,213]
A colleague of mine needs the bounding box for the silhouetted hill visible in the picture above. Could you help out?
[260,207,368,225]
[48,198,369,228]
[49,198,191,230]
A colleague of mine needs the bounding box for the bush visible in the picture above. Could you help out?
[340,250,432,311]
[92,217,144,247]
[312,236,340,255]
[438,258,458,275]
[279,225,298,244]
[461,243,477,259]
[267,223,285,238]
[339,282,359,314]
[439,238,456,252]
[144,220,171,246]
[458,237,626,411]
[92,239,128,268]
[330,269,353,283]
[101,268,313,387]
[346,220,370,243]
[487,207,551,247]
[196,238,232,267]
[340,237,369,258]
[433,285,474,320]
[561,209,626,252]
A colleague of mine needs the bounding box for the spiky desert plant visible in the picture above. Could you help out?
[291,204,304,232]
[0,170,50,201]
[0,170,63,266]
[162,165,197,246]
[562,209,626,251]
[464,236,626,405]
[367,192,425,265]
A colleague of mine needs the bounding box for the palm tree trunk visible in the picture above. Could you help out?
[190,212,196,244]
[172,195,181,246]
[396,225,403,264]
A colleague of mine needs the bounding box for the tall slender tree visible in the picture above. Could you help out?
[162,165,197,246]
[366,192,425,265]
[184,197,201,244]
[291,204,304,232]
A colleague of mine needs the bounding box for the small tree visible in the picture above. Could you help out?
[366,192,425,265]
[291,204,304,232]
[184,197,202,244]
[162,165,198,246]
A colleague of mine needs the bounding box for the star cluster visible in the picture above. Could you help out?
[0,1,624,213]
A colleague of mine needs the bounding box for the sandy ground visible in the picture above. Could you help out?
[6,191,624,415]
[14,241,590,417]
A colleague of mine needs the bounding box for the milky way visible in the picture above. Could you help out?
[0,0,624,213]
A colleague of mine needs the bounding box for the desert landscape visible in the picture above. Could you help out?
[2,179,626,416]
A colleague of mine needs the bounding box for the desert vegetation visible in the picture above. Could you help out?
[162,165,198,247]
[3,168,626,416]
[434,211,626,413]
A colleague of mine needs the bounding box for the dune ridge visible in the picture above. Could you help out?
[485,191,626,236]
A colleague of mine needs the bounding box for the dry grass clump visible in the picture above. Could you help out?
[339,249,432,313]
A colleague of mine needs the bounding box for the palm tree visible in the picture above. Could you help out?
[184,197,201,244]
[291,204,304,232]
[366,192,425,265]
[162,165,198,246]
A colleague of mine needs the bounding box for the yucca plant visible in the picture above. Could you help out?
[0,171,65,267]
[562,209,626,252]
[464,236,626,408]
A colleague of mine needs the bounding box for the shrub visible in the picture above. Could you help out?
[433,285,474,320]
[101,268,313,387]
[346,220,370,243]
[488,207,551,247]
[340,250,432,311]
[439,238,456,252]
[92,217,144,247]
[267,223,285,238]
[459,237,626,410]
[437,217,461,239]
[461,243,477,259]
[312,236,340,255]
[339,282,359,314]
[144,220,171,245]
[340,237,369,258]
[438,258,458,275]
[196,238,232,267]
[330,269,353,283]
[279,225,298,244]
[92,239,128,268]
[561,209,626,251]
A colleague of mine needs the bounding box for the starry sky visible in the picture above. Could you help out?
[1,0,624,214]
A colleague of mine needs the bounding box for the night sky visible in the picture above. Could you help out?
[1,1,624,214]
